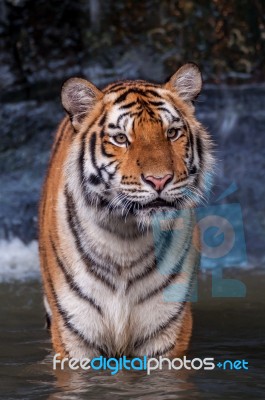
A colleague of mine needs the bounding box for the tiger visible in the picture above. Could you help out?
[39,63,214,360]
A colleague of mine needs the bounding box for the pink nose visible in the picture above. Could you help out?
[142,174,173,192]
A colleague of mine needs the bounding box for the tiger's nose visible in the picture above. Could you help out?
[142,174,173,192]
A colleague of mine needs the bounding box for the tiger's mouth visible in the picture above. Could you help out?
[142,199,176,209]
[112,194,182,216]
[135,198,180,219]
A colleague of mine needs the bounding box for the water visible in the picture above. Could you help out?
[0,270,264,399]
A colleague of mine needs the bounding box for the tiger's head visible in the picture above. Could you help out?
[62,63,214,224]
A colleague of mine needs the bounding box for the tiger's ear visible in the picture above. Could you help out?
[61,78,103,130]
[165,63,202,104]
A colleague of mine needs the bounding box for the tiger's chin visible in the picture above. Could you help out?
[132,198,192,230]
[97,192,199,230]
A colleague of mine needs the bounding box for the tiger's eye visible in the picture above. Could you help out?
[113,133,128,145]
[167,128,181,141]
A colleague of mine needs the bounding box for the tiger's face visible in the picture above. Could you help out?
[62,64,213,223]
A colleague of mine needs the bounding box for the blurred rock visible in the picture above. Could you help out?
[0,0,264,100]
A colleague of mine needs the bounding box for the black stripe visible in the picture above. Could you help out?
[125,237,157,268]
[192,134,204,188]
[47,268,108,356]
[157,107,172,115]
[188,122,194,154]
[133,264,198,353]
[114,88,150,104]
[100,161,120,183]
[155,228,176,265]
[137,228,193,305]
[79,131,87,193]
[129,117,136,133]
[133,301,187,350]
[119,101,138,109]
[102,160,118,169]
[170,109,195,171]
[101,139,115,158]
[98,112,107,127]
[126,262,157,292]
[149,101,165,106]
[41,250,68,354]
[90,132,114,178]
[106,87,128,94]
[81,189,113,210]
[105,82,127,91]
[106,81,161,92]
[145,89,162,97]
[89,132,102,178]
[99,160,120,183]
[125,229,176,292]
[185,120,195,170]
[78,118,100,191]
[65,188,117,291]
[117,111,130,126]
[196,134,204,165]
[50,239,103,316]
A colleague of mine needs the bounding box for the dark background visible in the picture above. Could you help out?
[0,0,265,265]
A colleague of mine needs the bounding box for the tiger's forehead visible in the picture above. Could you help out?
[102,83,182,131]
[103,81,170,105]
